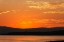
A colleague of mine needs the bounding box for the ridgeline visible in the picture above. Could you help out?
[0,26,64,35]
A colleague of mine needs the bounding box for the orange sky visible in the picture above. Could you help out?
[0,0,64,29]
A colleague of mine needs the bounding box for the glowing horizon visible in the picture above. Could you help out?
[0,0,64,29]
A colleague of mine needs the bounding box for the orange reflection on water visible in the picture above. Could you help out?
[0,36,64,42]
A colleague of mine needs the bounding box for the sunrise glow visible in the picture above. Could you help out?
[0,0,64,29]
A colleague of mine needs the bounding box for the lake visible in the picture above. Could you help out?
[0,35,64,42]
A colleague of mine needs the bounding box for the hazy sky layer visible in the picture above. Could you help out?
[0,0,64,28]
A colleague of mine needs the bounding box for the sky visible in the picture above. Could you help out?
[0,0,64,29]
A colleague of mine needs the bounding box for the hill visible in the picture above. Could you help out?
[0,26,64,35]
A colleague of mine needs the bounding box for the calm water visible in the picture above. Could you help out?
[0,35,64,42]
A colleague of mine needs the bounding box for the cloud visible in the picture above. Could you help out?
[24,1,64,10]
[22,1,64,14]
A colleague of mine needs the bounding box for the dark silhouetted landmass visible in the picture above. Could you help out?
[49,40,64,42]
[0,26,64,35]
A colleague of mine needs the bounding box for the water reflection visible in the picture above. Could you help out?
[0,36,64,42]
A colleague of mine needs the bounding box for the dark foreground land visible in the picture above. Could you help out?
[48,40,64,42]
[0,26,64,35]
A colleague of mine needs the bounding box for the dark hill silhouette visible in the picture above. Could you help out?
[0,26,64,35]
[0,26,26,34]
[49,40,64,42]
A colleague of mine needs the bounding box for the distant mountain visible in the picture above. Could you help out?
[0,26,24,34]
[0,26,64,35]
